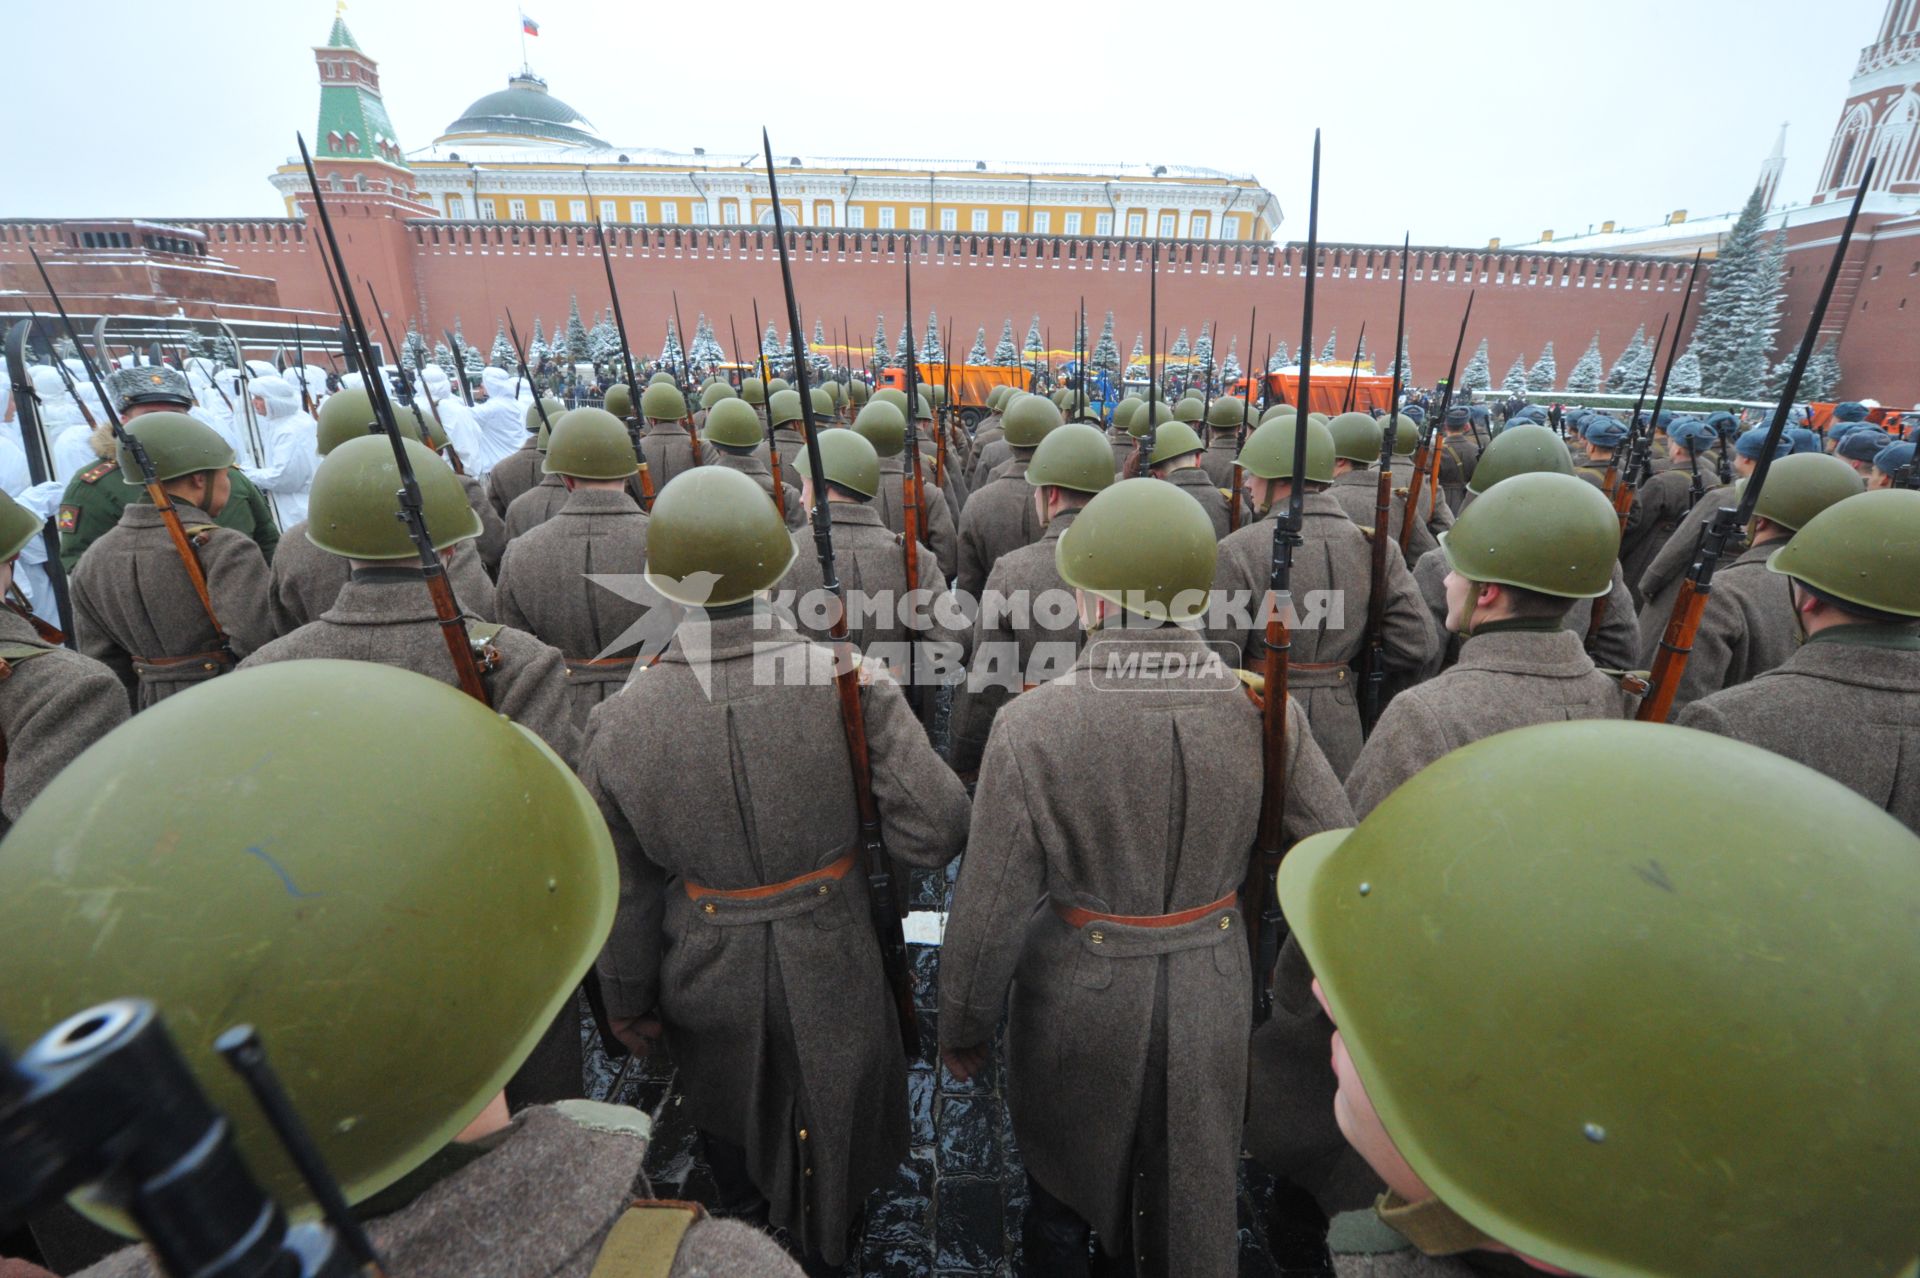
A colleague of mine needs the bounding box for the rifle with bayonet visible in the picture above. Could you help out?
[901,258,929,721]
[1360,234,1411,738]
[1227,309,1257,534]
[27,304,98,430]
[1340,320,1366,413]
[1603,311,1669,504]
[1636,158,1875,724]
[2,319,75,642]
[1624,251,1704,498]
[298,133,491,706]
[290,319,314,415]
[762,128,920,1059]
[31,248,237,667]
[751,297,787,519]
[1135,246,1161,478]
[582,171,655,510]
[1399,292,1473,550]
[1244,130,1321,1024]
[444,327,477,408]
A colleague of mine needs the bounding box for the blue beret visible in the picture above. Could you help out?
[1787,427,1824,455]
[1837,428,1893,462]
[1874,440,1916,476]
[1833,401,1869,423]
[1584,419,1629,449]
[1735,427,1793,461]
[1669,418,1718,452]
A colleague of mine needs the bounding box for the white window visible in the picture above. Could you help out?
[909,207,926,229]
[1033,211,1051,233]
[1158,213,1176,237]
[940,208,956,231]
[446,195,465,219]
[598,200,617,223]
[848,206,866,227]
[722,202,739,224]
[1126,213,1143,236]
[1064,212,1082,235]
[508,199,527,220]
[629,200,647,222]
[659,202,678,223]
[569,199,587,221]
[692,202,710,224]
[479,198,497,220]
[816,202,834,226]
[971,209,988,232]
[1222,216,1240,239]
[878,206,896,228]
[1002,210,1019,232]
[1189,212,1208,238]
[1096,212,1113,235]
[538,199,556,221]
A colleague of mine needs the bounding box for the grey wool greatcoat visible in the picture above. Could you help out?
[1677,625,1920,835]
[1211,493,1436,778]
[0,606,128,834]
[70,501,274,709]
[1200,432,1242,491]
[639,422,717,490]
[939,626,1352,1278]
[1663,540,1800,712]
[1345,627,1628,818]
[713,453,804,530]
[1636,479,1743,655]
[487,438,543,516]
[972,435,1015,489]
[583,609,970,1268]
[876,455,960,581]
[268,521,496,635]
[1166,465,1231,540]
[493,487,651,730]
[1409,548,1639,678]
[1330,468,1437,567]
[1388,455,1455,534]
[965,413,1003,484]
[1618,463,1700,606]
[948,508,1087,777]
[775,501,958,665]
[1110,430,1141,477]
[957,458,1047,602]
[505,474,570,540]
[921,438,970,515]
[1435,432,1482,513]
[238,569,579,768]
[767,426,808,484]
[459,471,510,574]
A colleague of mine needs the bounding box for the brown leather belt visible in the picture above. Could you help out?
[569,655,639,668]
[1052,889,1238,932]
[684,851,856,903]
[132,650,233,676]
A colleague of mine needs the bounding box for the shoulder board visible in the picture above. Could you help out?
[78,460,119,485]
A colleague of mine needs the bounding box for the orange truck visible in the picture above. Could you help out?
[1230,371,1396,416]
[879,364,1033,426]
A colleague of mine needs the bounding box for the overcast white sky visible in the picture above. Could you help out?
[0,0,1884,246]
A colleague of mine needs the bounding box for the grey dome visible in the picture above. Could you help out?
[442,74,603,147]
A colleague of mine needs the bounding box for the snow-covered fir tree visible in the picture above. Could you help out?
[1526,341,1556,392]
[872,316,889,371]
[1023,316,1043,361]
[1092,311,1119,374]
[1317,328,1338,364]
[588,310,620,369]
[811,319,828,366]
[1605,325,1650,393]
[1669,344,1703,396]
[1221,338,1242,383]
[1169,327,1190,361]
[1768,337,1843,401]
[1692,186,1789,399]
[1269,341,1291,372]
[921,311,944,362]
[454,319,484,378]
[1129,333,1145,374]
[564,296,590,365]
[528,319,549,372]
[892,320,911,364]
[490,321,515,370]
[968,327,988,364]
[399,320,424,372]
[1192,327,1215,386]
[992,319,1019,366]
[431,341,455,377]
[1502,355,1528,395]
[660,317,686,371]
[763,323,794,376]
[1565,334,1604,393]
[1459,338,1491,393]
[689,314,725,371]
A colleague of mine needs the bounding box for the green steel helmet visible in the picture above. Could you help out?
[873,387,909,414]
[1274,719,1920,1278]
[766,388,805,429]
[768,377,790,394]
[603,383,633,418]
[1172,396,1205,423]
[1050,388,1070,409]
[823,379,845,406]
[809,387,836,422]
[524,396,565,434]
[640,381,688,422]
[317,388,381,454]
[1069,398,1104,426]
[816,426,881,499]
[1328,411,1384,465]
[1750,452,1865,533]
[701,374,724,389]
[0,659,616,1230]
[912,392,934,422]
[648,370,676,386]
[1056,478,1218,625]
[928,383,948,407]
[1767,487,1920,618]
[1259,403,1297,425]
[699,381,738,409]
[847,379,870,405]
[852,401,907,457]
[1002,393,1065,448]
[703,398,766,448]
[535,421,551,452]
[117,411,235,485]
[1112,398,1141,433]
[0,489,41,561]
[1148,420,1206,466]
[1027,423,1119,496]
[543,407,638,480]
[1207,395,1255,429]
[1441,471,1618,598]
[1468,423,1575,493]
[306,436,483,559]
[739,376,767,406]
[1126,400,1174,439]
[1239,415,1336,483]
[984,384,1006,411]
[644,465,797,607]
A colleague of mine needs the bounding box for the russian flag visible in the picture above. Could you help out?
[521,13,540,35]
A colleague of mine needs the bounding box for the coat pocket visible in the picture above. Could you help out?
[1070,941,1113,990]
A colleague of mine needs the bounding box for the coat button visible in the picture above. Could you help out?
[1219,916,1231,930]
[798,1128,808,1141]
[1089,931,1104,944]
[816,884,829,896]
[702,902,716,915]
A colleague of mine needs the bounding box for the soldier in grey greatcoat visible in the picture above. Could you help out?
[586,466,969,1275]
[1433,405,1483,513]
[851,401,960,581]
[637,383,719,490]
[939,477,1351,1278]
[955,395,1060,601]
[1618,417,1716,606]
[1147,422,1231,539]
[1326,413,1437,567]
[702,399,804,530]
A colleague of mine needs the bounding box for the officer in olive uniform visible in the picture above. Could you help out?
[949,421,1115,777]
[57,365,279,572]
[0,489,127,833]
[488,395,564,517]
[1283,721,1919,1278]
[1346,473,1628,817]
[1146,420,1231,538]
[583,465,970,1276]
[852,400,960,581]
[0,662,804,1278]
[1678,488,1920,833]
[940,478,1353,1278]
[494,408,652,730]
[957,394,1060,600]
[702,399,803,529]
[69,412,274,709]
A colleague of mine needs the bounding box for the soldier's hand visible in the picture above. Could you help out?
[941,1042,989,1082]
[612,1013,663,1057]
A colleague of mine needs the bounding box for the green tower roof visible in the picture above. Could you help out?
[313,16,406,166]
[325,14,360,51]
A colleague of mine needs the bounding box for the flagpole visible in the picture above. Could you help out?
[517,10,529,74]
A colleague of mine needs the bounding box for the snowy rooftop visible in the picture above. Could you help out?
[1504,212,1740,254]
